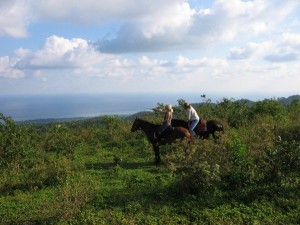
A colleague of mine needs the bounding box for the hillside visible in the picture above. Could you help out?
[0,96,299,224]
[279,94,300,105]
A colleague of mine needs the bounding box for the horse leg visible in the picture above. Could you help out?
[212,132,220,143]
[152,144,161,164]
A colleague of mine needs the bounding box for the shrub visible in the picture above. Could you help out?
[249,98,286,121]
[264,140,300,185]
[42,125,78,158]
[97,116,133,149]
[215,98,251,128]
[0,156,74,194]
[56,173,96,224]
[0,113,39,170]
[165,140,226,194]
[221,132,259,190]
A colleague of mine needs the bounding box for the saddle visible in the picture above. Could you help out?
[154,125,173,140]
[195,120,207,133]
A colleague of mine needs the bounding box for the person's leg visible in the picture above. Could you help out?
[189,119,199,137]
[157,124,167,136]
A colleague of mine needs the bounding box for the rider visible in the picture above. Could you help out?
[183,102,200,137]
[153,104,173,139]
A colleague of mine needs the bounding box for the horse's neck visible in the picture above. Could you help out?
[140,121,157,138]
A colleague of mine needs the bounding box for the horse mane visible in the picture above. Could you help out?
[171,119,188,129]
[137,118,159,128]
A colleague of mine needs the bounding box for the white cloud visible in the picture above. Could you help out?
[229,47,253,60]
[15,36,108,70]
[228,30,300,63]
[173,55,227,68]
[229,42,272,60]
[2,0,300,53]
[1,33,299,85]
[138,56,165,66]
[140,2,195,38]
[281,33,300,49]
[0,56,25,78]
[1,1,300,95]
[213,0,267,18]
[0,0,32,37]
[262,33,300,63]
[34,0,180,24]
[0,36,112,79]
[96,0,300,52]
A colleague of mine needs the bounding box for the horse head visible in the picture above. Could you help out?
[131,117,142,132]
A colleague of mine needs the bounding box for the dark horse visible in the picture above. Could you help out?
[171,119,224,142]
[131,117,191,164]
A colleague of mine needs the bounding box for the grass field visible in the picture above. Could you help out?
[1,97,300,224]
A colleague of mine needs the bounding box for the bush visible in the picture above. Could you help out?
[42,125,78,158]
[249,98,286,121]
[221,132,258,189]
[264,140,300,185]
[215,98,251,128]
[56,173,96,224]
[165,139,226,194]
[0,113,39,169]
[0,156,74,194]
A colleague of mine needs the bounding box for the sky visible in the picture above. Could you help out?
[0,0,300,99]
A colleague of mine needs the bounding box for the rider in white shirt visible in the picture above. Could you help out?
[183,102,200,137]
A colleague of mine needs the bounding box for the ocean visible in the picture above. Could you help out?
[0,93,210,121]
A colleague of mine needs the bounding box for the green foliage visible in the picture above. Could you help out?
[0,156,77,196]
[213,98,251,128]
[250,98,286,121]
[165,97,300,204]
[197,97,216,120]
[165,139,224,194]
[0,95,300,224]
[0,113,39,169]
[287,99,300,120]
[221,132,259,191]
[230,132,248,165]
[266,125,300,185]
[42,124,78,157]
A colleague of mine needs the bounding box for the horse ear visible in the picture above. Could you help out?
[135,116,138,119]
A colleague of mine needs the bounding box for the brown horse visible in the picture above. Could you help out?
[131,117,191,164]
[171,119,224,142]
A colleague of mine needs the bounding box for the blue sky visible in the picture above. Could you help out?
[1,0,300,98]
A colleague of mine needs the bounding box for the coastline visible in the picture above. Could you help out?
[1,93,298,121]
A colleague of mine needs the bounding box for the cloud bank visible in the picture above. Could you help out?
[0,0,300,95]
[1,0,299,52]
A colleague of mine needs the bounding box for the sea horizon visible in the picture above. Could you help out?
[0,92,296,121]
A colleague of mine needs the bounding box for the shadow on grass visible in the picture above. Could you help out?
[85,161,156,170]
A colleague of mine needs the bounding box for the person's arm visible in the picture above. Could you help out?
[186,108,191,121]
[153,108,165,113]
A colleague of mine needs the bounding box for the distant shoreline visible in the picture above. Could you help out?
[1,93,299,122]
